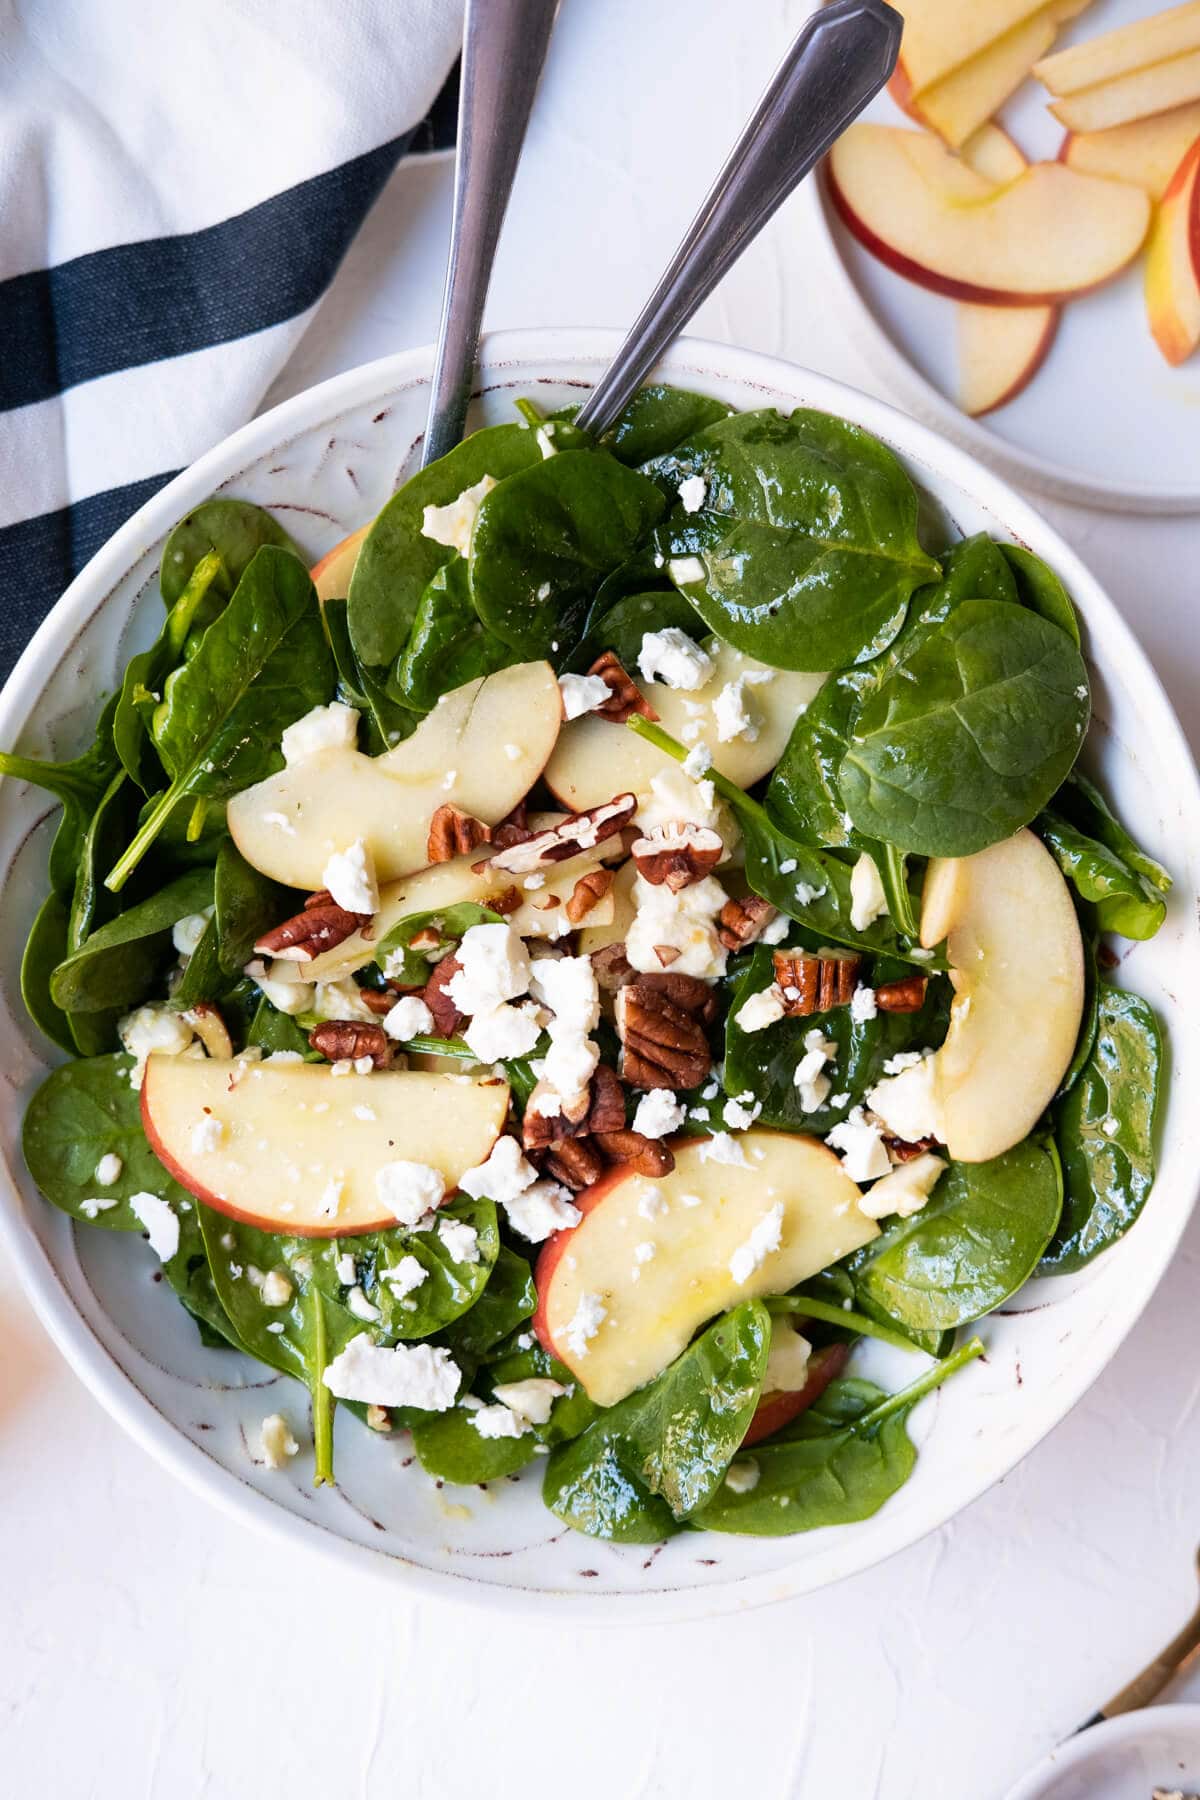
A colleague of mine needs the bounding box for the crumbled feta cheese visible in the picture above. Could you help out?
[382,995,434,1041]
[1101,1116,1120,1138]
[375,1160,446,1227]
[335,1252,357,1285]
[347,1285,382,1322]
[682,742,713,783]
[677,474,707,513]
[633,1241,656,1266]
[447,921,531,1016]
[563,1292,607,1358]
[866,1057,938,1145]
[637,627,713,691]
[129,1192,179,1262]
[632,1089,685,1139]
[79,1198,118,1219]
[761,912,790,946]
[712,677,759,745]
[793,879,826,907]
[317,1175,344,1221]
[492,1377,565,1426]
[723,1095,760,1131]
[882,1049,929,1076]
[626,872,728,980]
[667,555,706,587]
[259,1413,300,1470]
[322,837,378,916]
[729,1201,784,1284]
[323,1336,461,1410]
[794,1028,837,1114]
[312,978,381,1024]
[724,1460,759,1494]
[849,853,887,932]
[119,1004,196,1088]
[382,1255,428,1299]
[263,811,296,834]
[826,1106,891,1182]
[765,1324,812,1393]
[559,672,612,720]
[779,858,798,875]
[529,952,600,1034]
[734,985,786,1034]
[281,701,360,765]
[458,1134,538,1206]
[504,1179,582,1242]
[191,1115,224,1154]
[353,1104,377,1122]
[437,1217,480,1264]
[699,1132,749,1168]
[463,1001,542,1062]
[470,1402,526,1439]
[171,908,213,957]
[244,958,314,1016]
[849,984,878,1024]
[859,1152,946,1221]
[420,474,497,554]
[95,1153,122,1187]
[260,1269,293,1307]
[638,1189,668,1221]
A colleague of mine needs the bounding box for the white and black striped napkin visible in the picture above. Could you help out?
[0,0,463,679]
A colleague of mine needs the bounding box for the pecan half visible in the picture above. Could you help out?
[717,894,778,951]
[481,884,523,917]
[634,970,720,1026]
[522,1079,592,1150]
[632,822,723,892]
[486,794,637,874]
[586,650,658,724]
[255,900,368,962]
[492,800,534,851]
[591,943,635,991]
[585,1062,627,1135]
[421,956,465,1038]
[772,949,861,1016]
[592,1129,675,1178]
[615,981,712,1090]
[883,1134,939,1163]
[875,975,929,1014]
[565,866,615,923]
[540,1137,607,1191]
[428,804,492,864]
[308,1021,393,1068]
[359,988,398,1016]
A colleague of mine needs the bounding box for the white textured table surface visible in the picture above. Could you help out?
[3,4,1199,1796]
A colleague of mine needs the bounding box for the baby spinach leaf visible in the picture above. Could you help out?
[114,551,226,790]
[306,1198,500,1340]
[396,557,515,710]
[21,893,76,1054]
[107,548,331,889]
[602,382,732,466]
[245,995,321,1059]
[645,408,940,670]
[840,600,1090,858]
[0,692,122,898]
[50,868,214,1014]
[1038,810,1167,941]
[171,915,224,1010]
[160,498,299,609]
[470,450,667,658]
[571,585,702,674]
[693,1338,982,1535]
[847,1138,1063,1334]
[1000,543,1080,647]
[724,947,950,1133]
[543,1302,770,1540]
[1042,985,1162,1274]
[438,1246,537,1367]
[411,1342,594,1484]
[322,598,418,752]
[213,840,292,977]
[23,1052,163,1229]
[64,769,139,1054]
[1059,930,1100,1100]
[1055,770,1171,901]
[347,424,543,669]
[373,901,503,986]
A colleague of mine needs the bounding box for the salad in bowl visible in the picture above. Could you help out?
[3,374,1169,1550]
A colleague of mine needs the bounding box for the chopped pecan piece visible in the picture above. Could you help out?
[591,943,635,991]
[586,650,658,724]
[717,894,778,951]
[615,981,712,1090]
[585,1063,627,1135]
[421,956,465,1038]
[540,1137,607,1191]
[592,1129,675,1178]
[883,1134,939,1163]
[634,971,720,1026]
[875,975,929,1014]
[491,799,534,851]
[653,944,681,967]
[632,822,723,892]
[428,803,492,864]
[254,900,368,962]
[487,794,637,874]
[308,1021,393,1068]
[522,1081,591,1150]
[481,884,523,916]
[359,988,398,1017]
[565,866,614,923]
[772,949,861,1016]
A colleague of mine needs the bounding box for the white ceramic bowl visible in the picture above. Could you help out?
[1,331,1196,1621]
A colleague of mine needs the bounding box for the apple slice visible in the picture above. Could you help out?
[534,1131,877,1407]
[545,642,824,813]
[310,525,369,603]
[895,0,1061,97]
[895,0,1092,150]
[227,660,563,889]
[1062,103,1200,199]
[1145,137,1200,364]
[742,1340,851,1448]
[142,1056,509,1235]
[1048,51,1200,134]
[576,857,637,962]
[1035,2,1200,96]
[828,125,1151,305]
[868,829,1084,1165]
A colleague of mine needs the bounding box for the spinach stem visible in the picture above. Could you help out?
[853,1335,984,1435]
[105,785,177,890]
[626,716,769,827]
[768,1293,920,1355]
[514,397,544,428]
[312,1294,335,1487]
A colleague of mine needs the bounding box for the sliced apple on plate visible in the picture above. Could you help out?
[1035,1,1200,97]
[1046,50,1200,134]
[742,1338,851,1449]
[142,1056,509,1235]
[893,0,1092,150]
[1062,102,1200,200]
[534,1131,877,1406]
[827,124,1151,305]
[545,641,824,813]
[894,0,1061,98]
[1145,136,1200,365]
[227,660,562,890]
[310,525,369,603]
[868,828,1084,1165]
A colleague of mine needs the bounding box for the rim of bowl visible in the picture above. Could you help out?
[1002,1704,1200,1798]
[1,327,1197,1622]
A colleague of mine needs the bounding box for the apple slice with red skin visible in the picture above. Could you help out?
[893,0,1058,98]
[142,1054,509,1235]
[1061,103,1200,201]
[742,1341,852,1448]
[310,525,369,603]
[1145,136,1200,366]
[534,1130,876,1407]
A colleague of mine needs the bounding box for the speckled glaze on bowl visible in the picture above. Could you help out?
[0,331,1196,1621]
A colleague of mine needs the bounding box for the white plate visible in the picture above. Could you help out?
[809,0,1200,513]
[1005,1705,1200,1798]
[0,329,1197,1619]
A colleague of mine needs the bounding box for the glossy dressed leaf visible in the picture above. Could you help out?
[396,557,515,710]
[646,408,940,670]
[171,915,224,1010]
[64,770,140,1054]
[411,1341,595,1484]
[438,1246,537,1365]
[1055,770,1171,900]
[160,498,299,608]
[0,692,122,898]
[214,839,292,977]
[1038,811,1167,941]
[602,382,732,466]
[470,450,666,658]
[23,1052,167,1229]
[848,1138,1063,1333]
[114,552,226,790]
[305,1198,500,1340]
[543,1302,770,1540]
[245,995,321,1059]
[373,901,503,986]
[50,868,214,1013]
[841,601,1090,857]
[21,893,77,1054]
[571,586,703,674]
[1000,543,1080,647]
[347,424,543,669]
[322,598,418,752]
[1042,985,1161,1274]
[1059,929,1100,1100]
